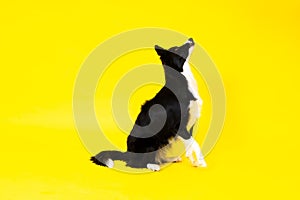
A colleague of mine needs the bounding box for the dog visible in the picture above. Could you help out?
[91,38,207,171]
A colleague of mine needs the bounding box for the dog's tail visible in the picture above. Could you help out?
[90,150,131,168]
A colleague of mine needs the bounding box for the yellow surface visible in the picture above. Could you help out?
[1,0,299,199]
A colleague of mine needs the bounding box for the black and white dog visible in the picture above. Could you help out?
[91,38,207,171]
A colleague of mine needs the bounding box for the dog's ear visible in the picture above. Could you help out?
[155,45,166,57]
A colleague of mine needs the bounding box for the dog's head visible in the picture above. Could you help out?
[155,38,194,72]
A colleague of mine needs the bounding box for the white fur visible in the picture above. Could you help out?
[105,158,114,168]
[185,40,193,44]
[181,54,203,129]
[147,163,160,171]
[179,44,207,167]
[182,62,200,100]
[179,137,207,167]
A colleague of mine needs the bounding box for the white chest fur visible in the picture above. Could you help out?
[181,62,203,130]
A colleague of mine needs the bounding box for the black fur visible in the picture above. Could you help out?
[91,38,196,169]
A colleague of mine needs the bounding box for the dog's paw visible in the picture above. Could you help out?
[192,159,207,167]
[147,164,160,171]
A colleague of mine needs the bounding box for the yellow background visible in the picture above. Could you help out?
[1,0,299,199]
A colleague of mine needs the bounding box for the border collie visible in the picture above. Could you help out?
[91,38,207,171]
